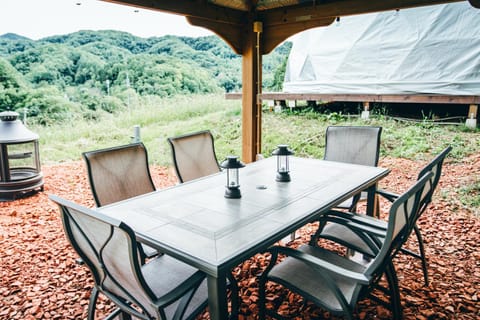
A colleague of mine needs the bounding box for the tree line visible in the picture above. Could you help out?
[0,30,291,124]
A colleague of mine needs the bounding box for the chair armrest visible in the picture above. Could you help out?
[320,209,387,230]
[267,246,370,284]
[376,188,399,203]
[342,220,387,238]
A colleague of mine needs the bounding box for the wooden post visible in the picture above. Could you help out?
[361,101,370,119]
[241,19,263,163]
[468,104,478,118]
[466,104,478,129]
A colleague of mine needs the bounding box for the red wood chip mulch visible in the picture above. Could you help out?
[1,155,479,320]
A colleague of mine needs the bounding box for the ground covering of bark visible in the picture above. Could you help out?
[1,155,479,319]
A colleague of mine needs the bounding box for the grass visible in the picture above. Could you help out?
[33,93,479,166]
[31,93,479,213]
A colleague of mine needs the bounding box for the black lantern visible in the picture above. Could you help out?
[220,155,245,198]
[272,145,294,182]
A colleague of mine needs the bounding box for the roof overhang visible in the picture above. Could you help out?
[104,0,471,53]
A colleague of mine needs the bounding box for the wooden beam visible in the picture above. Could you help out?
[468,104,478,118]
[259,93,480,104]
[241,20,262,163]
[262,17,335,54]
[226,93,480,105]
[103,0,245,25]
[261,0,464,24]
[187,16,245,54]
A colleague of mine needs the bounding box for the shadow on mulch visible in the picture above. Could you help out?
[0,155,478,319]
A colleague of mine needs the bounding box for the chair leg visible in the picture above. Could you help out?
[385,262,402,320]
[413,224,429,286]
[87,287,99,320]
[258,274,268,320]
[227,272,239,319]
[308,219,328,246]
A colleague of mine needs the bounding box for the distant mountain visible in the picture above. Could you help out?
[0,29,290,92]
[0,33,33,41]
[0,30,290,122]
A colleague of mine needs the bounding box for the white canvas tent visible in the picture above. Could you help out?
[283,2,480,96]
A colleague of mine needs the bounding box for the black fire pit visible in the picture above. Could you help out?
[0,111,44,201]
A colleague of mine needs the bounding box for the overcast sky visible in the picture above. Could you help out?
[0,0,214,40]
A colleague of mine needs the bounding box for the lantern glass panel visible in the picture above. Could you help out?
[227,168,239,187]
[278,155,289,173]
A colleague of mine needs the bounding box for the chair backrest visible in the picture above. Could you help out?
[324,126,382,166]
[50,195,158,318]
[365,171,434,279]
[167,130,220,183]
[83,143,156,207]
[415,146,452,215]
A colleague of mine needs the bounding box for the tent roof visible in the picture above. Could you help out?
[284,2,480,95]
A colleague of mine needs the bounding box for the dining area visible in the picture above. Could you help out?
[42,125,454,320]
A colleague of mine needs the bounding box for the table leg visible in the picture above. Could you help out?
[366,184,379,217]
[207,273,229,320]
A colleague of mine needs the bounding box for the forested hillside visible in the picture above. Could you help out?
[0,30,291,124]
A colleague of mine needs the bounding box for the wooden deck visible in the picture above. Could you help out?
[226,92,480,105]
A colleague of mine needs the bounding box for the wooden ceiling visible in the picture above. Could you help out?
[104,0,476,54]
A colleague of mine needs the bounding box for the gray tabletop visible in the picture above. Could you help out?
[99,156,389,319]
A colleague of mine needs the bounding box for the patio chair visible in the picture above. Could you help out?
[310,146,451,286]
[82,142,158,260]
[168,131,243,316]
[50,194,208,320]
[324,125,382,213]
[258,172,433,320]
[167,130,220,183]
[288,126,382,241]
[82,142,156,207]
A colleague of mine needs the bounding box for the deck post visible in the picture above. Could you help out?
[361,101,370,119]
[466,104,478,129]
[242,19,263,163]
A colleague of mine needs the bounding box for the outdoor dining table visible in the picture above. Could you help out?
[98,156,390,320]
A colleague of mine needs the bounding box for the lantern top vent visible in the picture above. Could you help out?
[0,111,38,143]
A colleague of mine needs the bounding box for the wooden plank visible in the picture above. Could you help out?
[241,20,262,163]
[468,104,478,118]
[262,17,335,54]
[187,16,244,54]
[226,92,480,105]
[103,0,245,25]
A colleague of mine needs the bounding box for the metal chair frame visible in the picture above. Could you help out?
[50,195,207,320]
[258,172,433,320]
[310,146,451,286]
